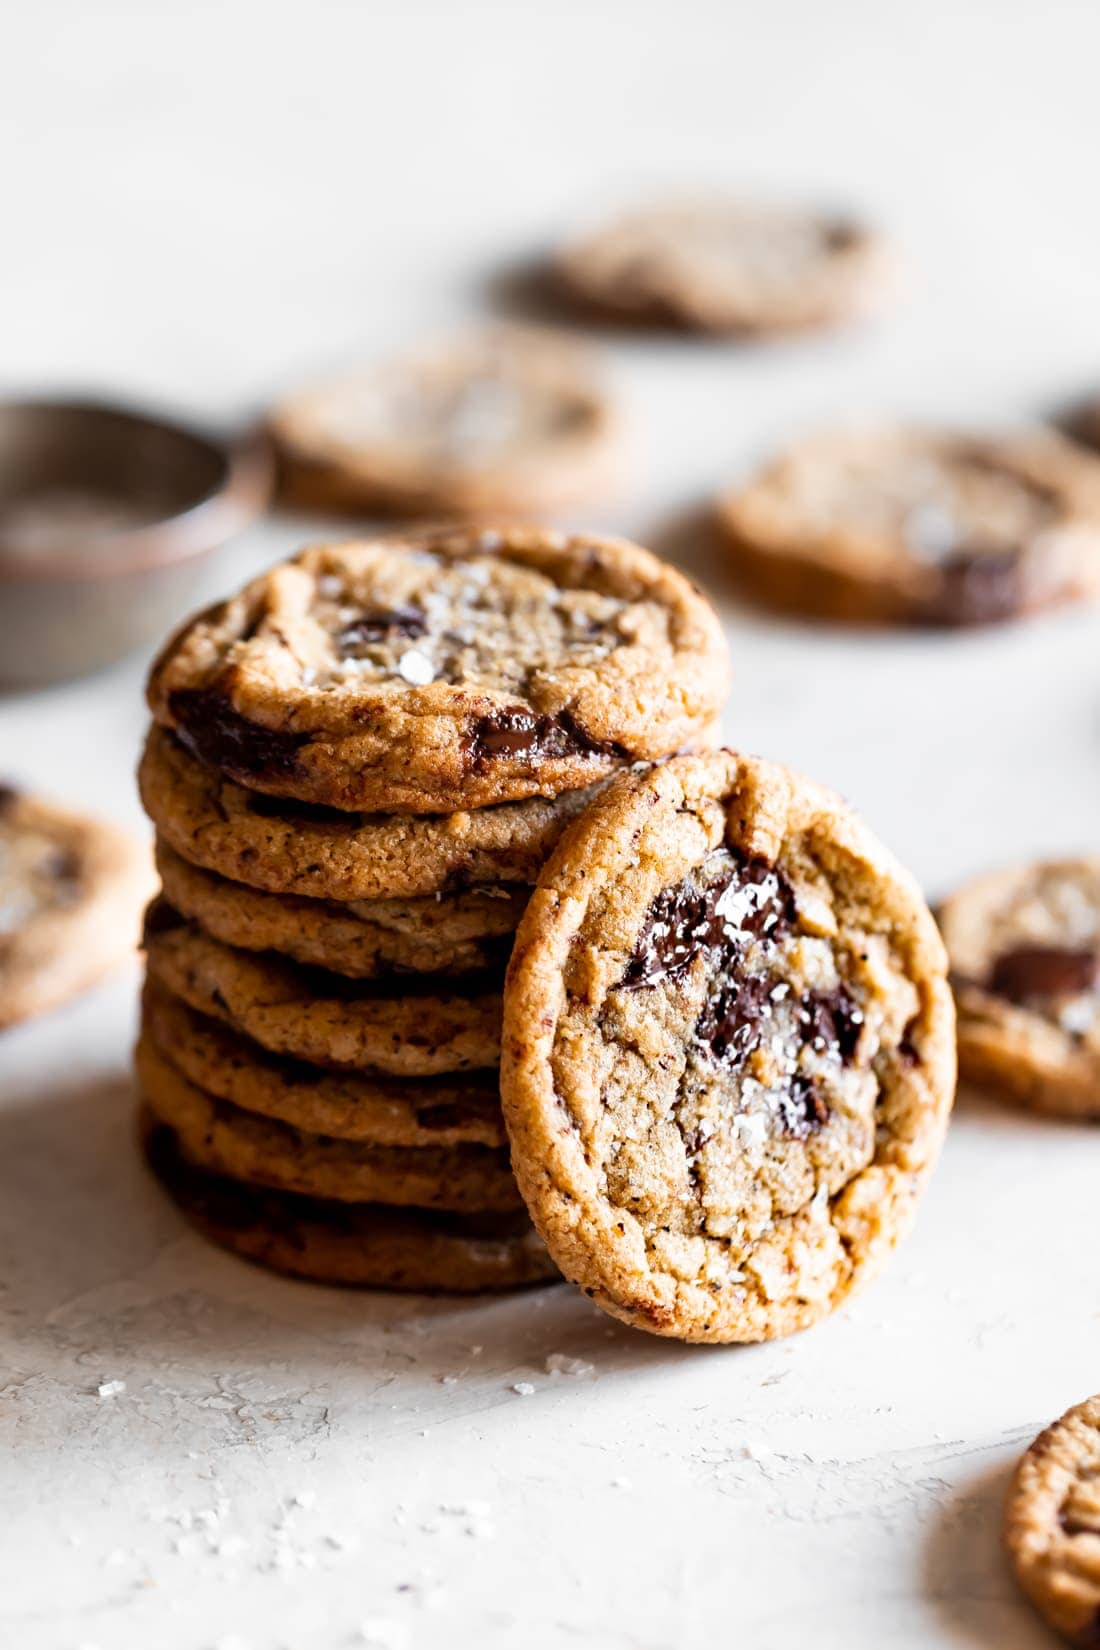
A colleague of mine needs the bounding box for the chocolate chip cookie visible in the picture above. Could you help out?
[270,327,624,518]
[137,1034,519,1212]
[144,980,506,1148]
[146,526,729,813]
[140,726,599,901]
[0,784,152,1030]
[141,1109,555,1292]
[156,840,524,978]
[143,904,501,1076]
[501,751,955,1343]
[555,198,893,335]
[717,428,1100,627]
[939,857,1100,1118]
[1005,1393,1100,1646]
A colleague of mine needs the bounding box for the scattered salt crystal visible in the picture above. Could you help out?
[511,1381,535,1397]
[439,1374,458,1386]
[397,650,434,686]
[545,1353,594,1378]
[97,1379,126,1399]
[292,1490,317,1510]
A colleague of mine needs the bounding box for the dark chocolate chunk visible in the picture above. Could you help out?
[169,686,311,783]
[799,986,864,1064]
[989,943,1098,1003]
[465,706,626,768]
[337,607,427,651]
[694,973,774,1069]
[921,546,1025,628]
[777,1077,829,1139]
[620,853,796,991]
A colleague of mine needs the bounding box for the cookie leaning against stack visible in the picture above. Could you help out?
[135,523,730,1292]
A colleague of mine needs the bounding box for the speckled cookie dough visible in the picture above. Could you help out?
[143,903,502,1077]
[139,726,601,901]
[1005,1393,1100,1646]
[0,783,152,1030]
[156,839,525,978]
[137,1034,520,1213]
[146,526,729,814]
[501,751,955,1343]
[939,857,1100,1117]
[143,980,506,1148]
[716,428,1100,627]
[555,198,894,335]
[270,327,625,518]
[141,1108,557,1293]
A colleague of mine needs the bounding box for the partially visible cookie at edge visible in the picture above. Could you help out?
[555,197,895,336]
[0,783,152,1030]
[146,525,730,814]
[270,327,625,518]
[716,428,1100,627]
[938,856,1100,1118]
[140,1108,557,1293]
[501,750,955,1343]
[1005,1393,1100,1646]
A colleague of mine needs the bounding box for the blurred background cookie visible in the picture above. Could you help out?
[270,327,624,518]
[716,427,1100,626]
[1005,1392,1100,1645]
[0,783,151,1030]
[554,197,894,336]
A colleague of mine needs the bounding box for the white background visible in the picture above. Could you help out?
[2,3,1099,1646]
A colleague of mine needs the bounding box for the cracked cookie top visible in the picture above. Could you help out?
[939,856,1100,1117]
[555,198,893,335]
[1006,1393,1100,1647]
[147,526,729,813]
[270,327,624,517]
[500,751,954,1343]
[717,428,1100,626]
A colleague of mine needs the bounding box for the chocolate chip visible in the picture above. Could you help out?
[694,973,774,1068]
[799,986,864,1064]
[169,686,311,784]
[465,706,626,768]
[921,546,1024,627]
[337,607,427,651]
[619,853,796,991]
[989,944,1098,1003]
[777,1077,829,1139]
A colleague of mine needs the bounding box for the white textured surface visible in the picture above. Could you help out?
[2,3,1100,1646]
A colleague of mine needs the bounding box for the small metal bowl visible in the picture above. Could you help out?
[0,398,271,686]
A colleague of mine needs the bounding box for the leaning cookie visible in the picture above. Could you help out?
[501,751,955,1343]
[716,428,1100,627]
[146,526,729,814]
[0,784,152,1030]
[938,857,1100,1118]
[555,197,894,336]
[270,327,624,518]
[141,1110,556,1293]
[1005,1393,1100,1646]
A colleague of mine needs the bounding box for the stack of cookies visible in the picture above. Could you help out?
[135,523,729,1293]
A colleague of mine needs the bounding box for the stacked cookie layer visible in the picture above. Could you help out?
[135,524,729,1292]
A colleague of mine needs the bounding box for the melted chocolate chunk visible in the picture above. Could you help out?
[169,686,311,783]
[777,1077,829,1139]
[694,973,774,1068]
[922,546,1024,628]
[989,944,1098,1003]
[465,706,626,768]
[245,790,347,824]
[619,854,796,991]
[337,607,427,651]
[799,986,864,1064]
